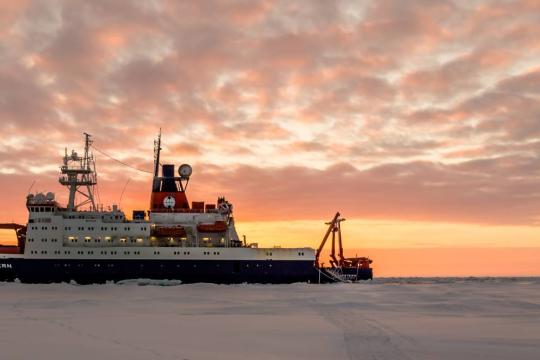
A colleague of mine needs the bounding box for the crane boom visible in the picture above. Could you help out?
[315,212,340,268]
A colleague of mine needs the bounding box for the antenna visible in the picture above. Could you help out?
[59,133,97,211]
[27,180,36,194]
[119,178,130,207]
[153,128,162,178]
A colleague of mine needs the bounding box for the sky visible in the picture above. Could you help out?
[1,0,540,276]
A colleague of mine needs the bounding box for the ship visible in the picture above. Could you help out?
[0,133,372,284]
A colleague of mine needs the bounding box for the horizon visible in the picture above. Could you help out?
[1,0,540,277]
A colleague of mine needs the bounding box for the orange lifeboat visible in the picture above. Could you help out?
[152,225,187,237]
[197,221,228,233]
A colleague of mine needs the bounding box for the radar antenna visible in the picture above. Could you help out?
[59,133,97,211]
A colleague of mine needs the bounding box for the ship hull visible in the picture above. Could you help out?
[9,258,371,284]
[0,268,17,281]
[0,261,16,282]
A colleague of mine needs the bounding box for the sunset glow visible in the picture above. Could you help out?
[1,1,540,276]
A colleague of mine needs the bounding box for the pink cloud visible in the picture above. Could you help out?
[1,0,540,228]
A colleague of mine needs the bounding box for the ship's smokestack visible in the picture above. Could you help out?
[160,164,178,192]
[162,164,175,178]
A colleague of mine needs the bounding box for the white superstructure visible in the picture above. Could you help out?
[21,133,314,264]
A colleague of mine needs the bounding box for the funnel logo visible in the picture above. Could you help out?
[163,196,176,209]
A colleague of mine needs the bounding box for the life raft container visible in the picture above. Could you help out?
[197,221,228,233]
[152,225,187,237]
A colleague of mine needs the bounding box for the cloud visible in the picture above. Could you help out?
[1,0,539,226]
[184,158,540,225]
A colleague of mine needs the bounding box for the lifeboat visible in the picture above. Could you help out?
[152,225,187,237]
[197,221,228,233]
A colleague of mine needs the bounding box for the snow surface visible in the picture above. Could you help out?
[0,278,539,360]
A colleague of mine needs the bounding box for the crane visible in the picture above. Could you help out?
[315,212,372,271]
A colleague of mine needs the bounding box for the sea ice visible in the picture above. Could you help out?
[0,278,538,359]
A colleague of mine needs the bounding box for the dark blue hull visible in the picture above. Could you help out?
[0,261,16,282]
[11,259,322,284]
[2,258,373,284]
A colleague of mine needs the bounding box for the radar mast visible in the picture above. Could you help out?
[59,133,97,211]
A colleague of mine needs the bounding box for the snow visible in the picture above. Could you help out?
[0,278,539,360]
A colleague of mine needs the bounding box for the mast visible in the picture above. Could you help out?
[59,133,97,211]
[153,129,161,177]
